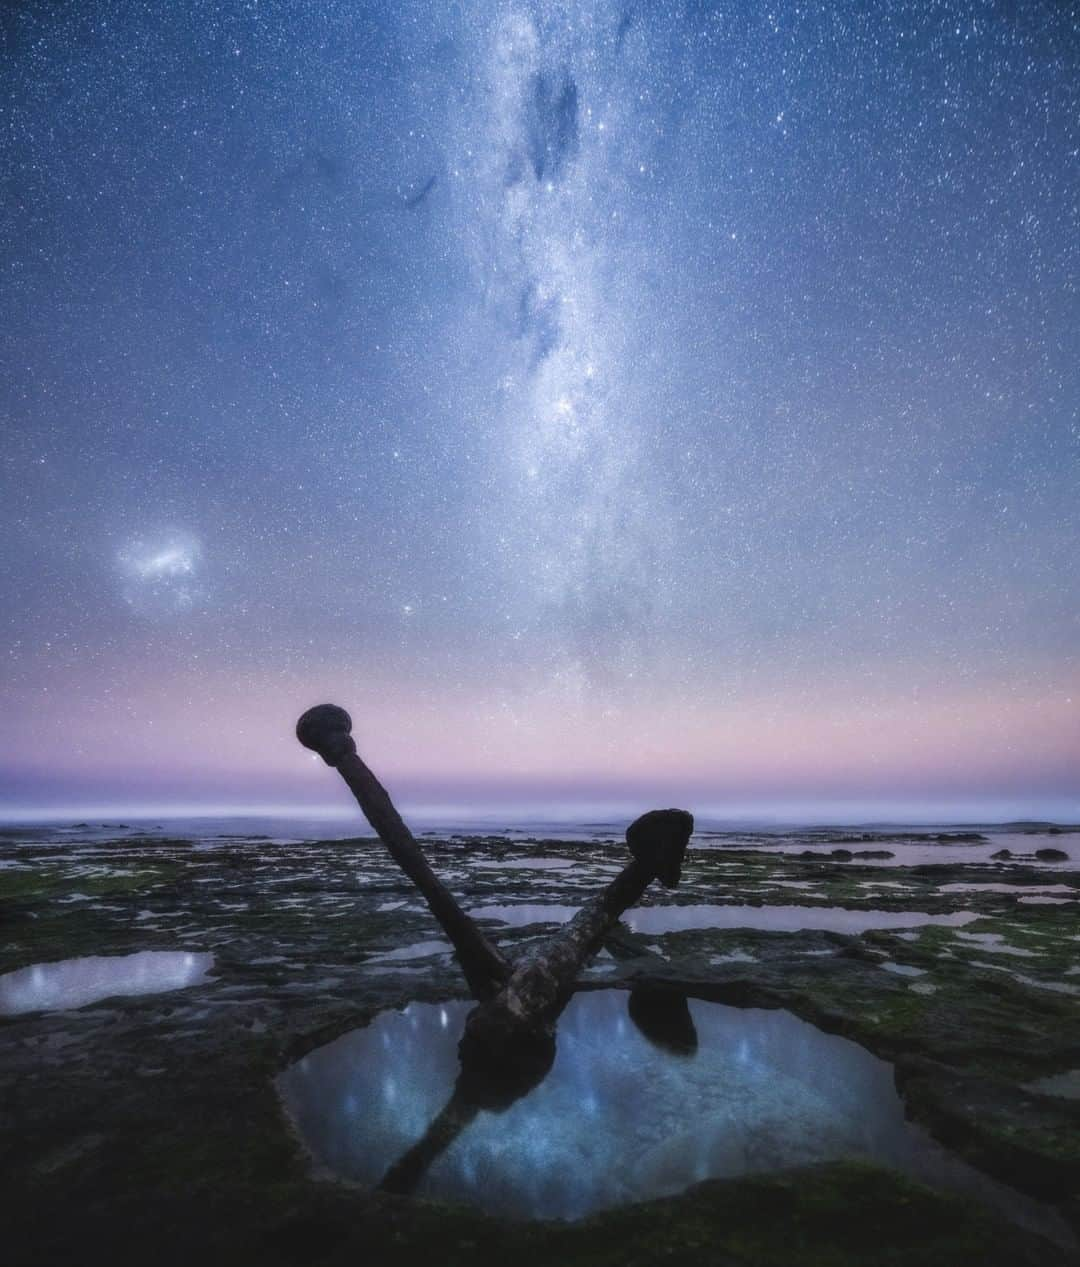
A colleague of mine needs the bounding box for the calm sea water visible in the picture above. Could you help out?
[1,815,1076,867]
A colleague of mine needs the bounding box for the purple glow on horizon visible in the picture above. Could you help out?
[2,4,1077,819]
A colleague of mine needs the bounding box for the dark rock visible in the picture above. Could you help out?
[1035,848,1068,862]
[991,849,1012,860]
[830,849,854,861]
[4,825,1080,1264]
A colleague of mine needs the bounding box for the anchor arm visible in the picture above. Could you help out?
[459,808,693,1085]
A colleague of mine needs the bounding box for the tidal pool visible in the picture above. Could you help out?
[0,951,214,1015]
[469,903,978,935]
[940,883,1075,896]
[278,989,1066,1241]
[474,857,574,871]
[626,905,978,935]
[368,940,452,963]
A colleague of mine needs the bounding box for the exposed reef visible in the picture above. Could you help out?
[1,830,1077,1264]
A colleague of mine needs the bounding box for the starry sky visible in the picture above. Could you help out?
[2,0,1078,821]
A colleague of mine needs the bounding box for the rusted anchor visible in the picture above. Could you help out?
[297,703,693,1092]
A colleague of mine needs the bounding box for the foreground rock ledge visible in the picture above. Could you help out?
[1,830,1077,1265]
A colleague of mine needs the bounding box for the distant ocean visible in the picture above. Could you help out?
[1,814,1076,868]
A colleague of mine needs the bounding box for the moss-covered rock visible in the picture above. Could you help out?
[1,830,1077,1264]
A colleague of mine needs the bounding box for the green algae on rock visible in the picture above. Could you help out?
[1,828,1077,1265]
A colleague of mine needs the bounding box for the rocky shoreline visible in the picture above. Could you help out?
[2,831,1078,1264]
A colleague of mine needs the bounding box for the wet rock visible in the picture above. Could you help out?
[991,849,1012,860]
[2,828,1078,1265]
[1035,849,1069,862]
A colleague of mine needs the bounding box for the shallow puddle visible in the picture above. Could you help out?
[278,989,1067,1242]
[474,857,574,871]
[369,940,451,963]
[626,905,979,935]
[469,904,580,926]
[469,903,978,935]
[0,951,214,1015]
[953,932,1038,956]
[880,961,926,977]
[1025,1070,1080,1101]
[939,883,1075,895]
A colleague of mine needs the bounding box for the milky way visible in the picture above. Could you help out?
[1,2,1077,816]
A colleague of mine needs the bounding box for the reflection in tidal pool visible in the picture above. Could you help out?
[278,990,1065,1239]
[0,951,214,1015]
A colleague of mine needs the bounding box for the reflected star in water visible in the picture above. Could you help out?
[276,989,1066,1236]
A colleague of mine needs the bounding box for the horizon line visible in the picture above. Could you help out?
[1,798,1077,829]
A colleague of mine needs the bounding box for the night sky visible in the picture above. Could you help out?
[2,1,1078,819]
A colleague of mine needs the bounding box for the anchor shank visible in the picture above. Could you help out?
[297,704,511,1000]
[335,749,511,998]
